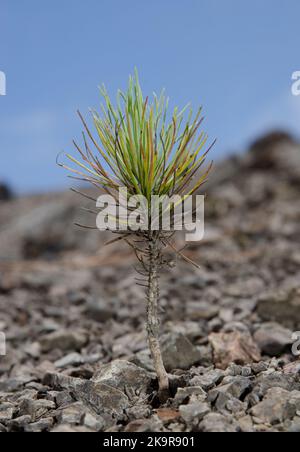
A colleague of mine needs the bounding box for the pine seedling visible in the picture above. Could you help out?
[59,70,214,400]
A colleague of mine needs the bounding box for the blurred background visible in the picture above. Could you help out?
[0,1,300,434]
[0,0,299,194]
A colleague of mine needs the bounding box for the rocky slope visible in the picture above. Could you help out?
[0,131,300,432]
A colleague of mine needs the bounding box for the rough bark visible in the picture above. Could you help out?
[146,238,169,401]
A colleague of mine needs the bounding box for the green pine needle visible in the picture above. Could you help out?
[60,69,215,207]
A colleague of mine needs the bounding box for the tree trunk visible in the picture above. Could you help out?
[146,238,169,401]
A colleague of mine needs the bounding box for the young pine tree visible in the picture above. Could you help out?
[59,71,214,401]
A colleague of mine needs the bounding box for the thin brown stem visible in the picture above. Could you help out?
[146,237,169,401]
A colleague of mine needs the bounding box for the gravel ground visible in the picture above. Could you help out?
[0,131,300,432]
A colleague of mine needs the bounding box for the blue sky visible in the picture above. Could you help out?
[0,0,299,194]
